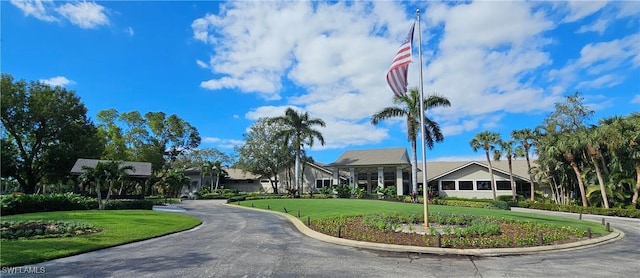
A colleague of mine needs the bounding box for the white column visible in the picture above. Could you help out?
[377,167,384,191]
[396,167,403,196]
[332,169,339,186]
[349,168,356,189]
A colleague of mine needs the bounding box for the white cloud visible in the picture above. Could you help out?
[560,1,610,23]
[202,137,243,149]
[576,19,609,34]
[631,95,640,104]
[10,0,58,22]
[126,26,134,37]
[196,59,208,69]
[39,76,75,87]
[56,1,109,29]
[192,1,637,152]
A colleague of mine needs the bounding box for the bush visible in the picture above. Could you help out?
[432,199,510,210]
[104,200,154,210]
[335,185,352,198]
[227,195,247,203]
[1,193,97,216]
[516,202,640,218]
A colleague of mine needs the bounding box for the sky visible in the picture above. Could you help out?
[2,0,639,164]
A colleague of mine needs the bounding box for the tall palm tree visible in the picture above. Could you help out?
[470,131,501,200]
[269,108,326,196]
[494,139,522,201]
[371,88,451,194]
[512,128,536,201]
[556,132,589,207]
[580,126,610,208]
[201,161,226,192]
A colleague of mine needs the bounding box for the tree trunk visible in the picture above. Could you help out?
[590,154,609,208]
[508,158,516,201]
[214,175,220,191]
[97,180,103,210]
[567,156,588,207]
[525,152,535,201]
[633,165,640,206]
[411,138,418,195]
[485,151,497,200]
[295,150,300,197]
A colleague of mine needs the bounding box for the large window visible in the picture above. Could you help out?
[496,181,512,190]
[316,178,332,188]
[477,181,491,190]
[459,181,473,190]
[441,181,455,190]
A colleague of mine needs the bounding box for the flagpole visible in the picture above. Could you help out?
[416,9,429,228]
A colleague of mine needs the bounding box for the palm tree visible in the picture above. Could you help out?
[201,161,226,192]
[556,132,589,207]
[512,128,536,201]
[494,139,522,201]
[600,113,640,206]
[470,131,501,200]
[269,108,326,197]
[371,88,451,194]
[80,161,133,209]
[580,126,610,208]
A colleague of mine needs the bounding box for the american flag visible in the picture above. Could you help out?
[386,22,415,97]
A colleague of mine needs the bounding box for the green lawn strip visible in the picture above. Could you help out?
[1,210,201,267]
[238,199,607,234]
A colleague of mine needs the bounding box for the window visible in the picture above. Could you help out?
[441,181,455,190]
[496,181,512,190]
[477,181,491,190]
[316,178,332,188]
[459,181,473,190]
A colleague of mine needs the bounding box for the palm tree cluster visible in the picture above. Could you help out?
[80,161,134,209]
[472,93,640,208]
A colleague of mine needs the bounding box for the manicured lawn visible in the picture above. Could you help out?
[237,199,607,233]
[1,210,201,267]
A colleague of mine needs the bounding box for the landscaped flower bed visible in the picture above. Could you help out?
[309,212,594,248]
[0,220,101,240]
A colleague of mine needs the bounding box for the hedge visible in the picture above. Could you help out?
[0,193,154,216]
[516,202,640,218]
[432,199,510,210]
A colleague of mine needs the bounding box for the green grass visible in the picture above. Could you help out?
[0,210,201,267]
[238,199,607,234]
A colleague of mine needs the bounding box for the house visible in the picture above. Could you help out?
[328,148,536,198]
[182,162,345,196]
[328,148,413,196]
[418,160,534,199]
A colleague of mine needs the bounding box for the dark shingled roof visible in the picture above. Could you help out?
[328,148,411,167]
[70,159,152,178]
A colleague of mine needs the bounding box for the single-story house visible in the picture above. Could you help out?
[328,148,536,198]
[182,162,346,197]
[70,159,153,178]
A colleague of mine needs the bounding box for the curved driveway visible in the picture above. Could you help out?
[11,200,640,277]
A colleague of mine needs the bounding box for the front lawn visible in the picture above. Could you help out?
[0,210,201,267]
[235,199,609,248]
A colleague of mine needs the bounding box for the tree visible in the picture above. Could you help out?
[512,128,536,201]
[580,126,610,208]
[542,92,594,207]
[202,160,227,192]
[268,108,325,196]
[493,139,522,201]
[160,169,190,198]
[371,88,451,194]
[470,131,501,200]
[600,113,640,206]
[80,161,134,209]
[172,148,233,170]
[235,118,294,194]
[1,74,103,194]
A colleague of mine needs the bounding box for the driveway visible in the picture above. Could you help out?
[5,200,639,277]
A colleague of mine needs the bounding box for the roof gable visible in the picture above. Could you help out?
[420,160,533,182]
[329,148,411,167]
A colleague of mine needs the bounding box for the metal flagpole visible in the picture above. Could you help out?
[416,9,429,228]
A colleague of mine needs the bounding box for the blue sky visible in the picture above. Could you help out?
[3,1,639,164]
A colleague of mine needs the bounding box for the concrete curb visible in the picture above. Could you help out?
[227,203,624,256]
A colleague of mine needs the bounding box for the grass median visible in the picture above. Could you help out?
[236,198,608,234]
[1,210,201,267]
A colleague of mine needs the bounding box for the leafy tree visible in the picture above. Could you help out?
[172,148,233,170]
[1,74,103,194]
[268,108,325,196]
[579,126,610,208]
[160,169,190,198]
[371,88,451,194]
[235,118,295,194]
[470,131,501,200]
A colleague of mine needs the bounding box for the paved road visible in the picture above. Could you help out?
[6,200,639,277]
